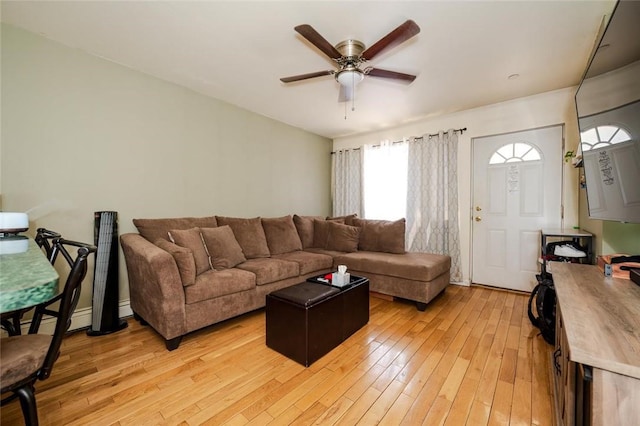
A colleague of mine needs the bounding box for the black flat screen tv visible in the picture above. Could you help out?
[575,0,640,224]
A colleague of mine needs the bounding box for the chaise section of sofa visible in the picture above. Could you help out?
[333,251,451,311]
[305,216,451,311]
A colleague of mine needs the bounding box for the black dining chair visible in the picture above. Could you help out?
[0,228,62,336]
[34,228,62,262]
[0,238,96,426]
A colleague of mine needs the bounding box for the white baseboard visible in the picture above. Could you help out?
[451,279,471,287]
[4,300,133,336]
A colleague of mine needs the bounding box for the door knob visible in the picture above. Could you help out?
[475,216,482,222]
[475,206,482,211]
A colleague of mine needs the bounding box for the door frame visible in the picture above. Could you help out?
[469,124,566,287]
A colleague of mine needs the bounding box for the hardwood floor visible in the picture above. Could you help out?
[1,285,554,425]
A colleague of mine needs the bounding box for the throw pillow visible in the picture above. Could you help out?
[154,239,197,287]
[293,214,324,248]
[215,216,270,259]
[326,221,360,252]
[312,219,331,248]
[167,228,211,275]
[200,226,247,270]
[352,217,406,254]
[261,215,303,255]
[327,213,357,225]
[133,216,217,242]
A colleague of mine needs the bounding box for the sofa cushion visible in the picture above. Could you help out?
[235,258,300,285]
[261,215,303,255]
[133,216,217,243]
[352,218,406,254]
[334,251,450,282]
[304,248,350,259]
[273,251,333,275]
[312,219,331,249]
[326,221,360,252]
[154,239,197,287]
[200,226,246,270]
[184,268,256,304]
[293,215,324,249]
[216,216,270,259]
[327,213,357,225]
[167,228,211,275]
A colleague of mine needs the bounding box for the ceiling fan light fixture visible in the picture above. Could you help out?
[281,20,420,112]
[336,69,364,88]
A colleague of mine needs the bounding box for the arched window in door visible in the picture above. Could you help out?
[489,142,542,164]
[580,125,632,151]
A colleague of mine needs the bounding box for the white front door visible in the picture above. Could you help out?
[472,126,563,291]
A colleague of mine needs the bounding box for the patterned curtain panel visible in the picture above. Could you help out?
[331,148,363,217]
[406,130,462,282]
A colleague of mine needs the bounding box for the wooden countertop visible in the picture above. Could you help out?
[550,262,640,379]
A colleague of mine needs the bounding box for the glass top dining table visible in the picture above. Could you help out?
[0,237,60,314]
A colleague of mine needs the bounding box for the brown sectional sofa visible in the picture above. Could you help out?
[120,214,450,350]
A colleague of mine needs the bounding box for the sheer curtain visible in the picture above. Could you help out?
[406,130,462,282]
[331,148,363,217]
[362,140,408,220]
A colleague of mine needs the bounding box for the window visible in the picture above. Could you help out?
[489,142,541,164]
[362,142,408,220]
[580,125,631,151]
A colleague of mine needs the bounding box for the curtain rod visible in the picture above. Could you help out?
[331,127,467,153]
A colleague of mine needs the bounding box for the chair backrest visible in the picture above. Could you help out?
[38,238,96,380]
[34,228,62,262]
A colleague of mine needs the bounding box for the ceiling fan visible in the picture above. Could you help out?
[280,20,420,103]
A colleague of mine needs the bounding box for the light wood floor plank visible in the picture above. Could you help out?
[290,401,328,425]
[313,396,354,425]
[265,368,333,418]
[487,380,514,425]
[401,289,492,424]
[378,392,416,426]
[442,286,505,425]
[268,405,304,425]
[335,386,381,425]
[355,378,405,425]
[0,286,555,425]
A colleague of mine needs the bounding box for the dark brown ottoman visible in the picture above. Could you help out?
[266,278,369,367]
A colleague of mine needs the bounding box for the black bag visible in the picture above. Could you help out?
[528,274,556,344]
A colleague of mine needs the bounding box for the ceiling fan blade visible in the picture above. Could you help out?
[280,70,335,83]
[361,20,420,61]
[367,68,417,83]
[294,24,342,60]
[338,85,354,103]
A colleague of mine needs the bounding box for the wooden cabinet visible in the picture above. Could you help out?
[553,303,584,425]
[554,304,574,425]
[550,262,640,425]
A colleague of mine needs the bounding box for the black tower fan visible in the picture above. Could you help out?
[87,211,127,336]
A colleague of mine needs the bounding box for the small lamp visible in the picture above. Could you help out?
[0,212,29,254]
[0,212,29,236]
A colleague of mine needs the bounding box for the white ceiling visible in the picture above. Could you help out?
[1,1,616,139]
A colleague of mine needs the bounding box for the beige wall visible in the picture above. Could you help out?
[581,188,640,256]
[334,88,582,285]
[1,24,332,310]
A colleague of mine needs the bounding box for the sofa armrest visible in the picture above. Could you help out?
[120,233,186,340]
